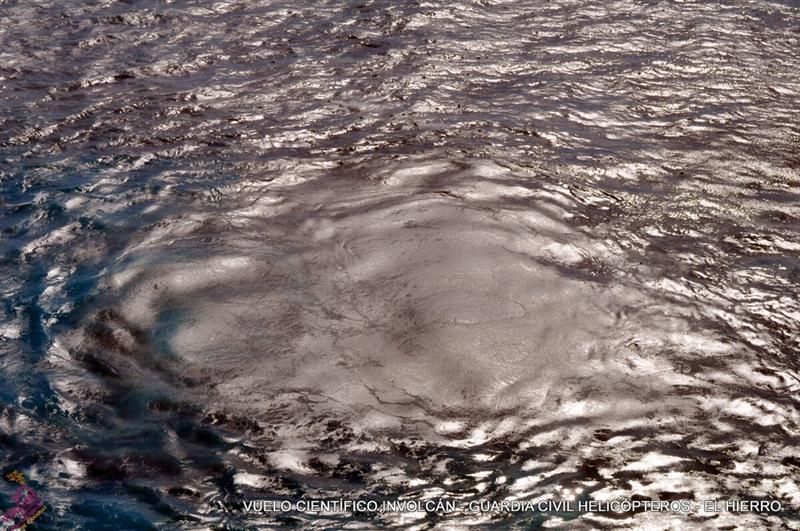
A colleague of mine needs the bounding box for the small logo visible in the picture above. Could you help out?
[1,471,46,530]
[2,474,24,486]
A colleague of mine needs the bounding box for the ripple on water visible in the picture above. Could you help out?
[2,0,800,528]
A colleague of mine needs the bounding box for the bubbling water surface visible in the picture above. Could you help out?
[1,0,799,528]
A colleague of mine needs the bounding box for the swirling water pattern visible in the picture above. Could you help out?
[1,0,799,528]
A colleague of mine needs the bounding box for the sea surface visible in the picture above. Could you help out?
[1,0,799,529]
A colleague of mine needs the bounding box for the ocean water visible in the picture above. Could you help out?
[1,0,799,529]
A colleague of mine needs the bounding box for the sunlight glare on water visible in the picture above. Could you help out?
[1,0,799,528]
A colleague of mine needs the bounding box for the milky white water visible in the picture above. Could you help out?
[1,0,799,528]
